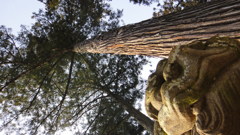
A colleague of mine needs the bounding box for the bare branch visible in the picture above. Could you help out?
[0,51,65,91]
[83,107,107,135]
[25,56,63,112]
[54,53,75,127]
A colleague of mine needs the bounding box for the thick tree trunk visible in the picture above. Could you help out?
[145,36,240,135]
[74,0,240,57]
[102,87,154,134]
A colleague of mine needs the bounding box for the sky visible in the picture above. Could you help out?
[0,0,161,134]
[109,0,158,24]
[0,0,158,33]
[0,0,161,78]
[0,0,44,34]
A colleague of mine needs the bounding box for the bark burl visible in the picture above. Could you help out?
[146,36,240,135]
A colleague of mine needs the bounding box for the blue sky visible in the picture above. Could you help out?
[109,0,158,24]
[0,0,44,34]
[0,0,157,33]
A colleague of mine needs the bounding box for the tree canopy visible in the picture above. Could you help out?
[0,0,225,134]
[0,0,150,134]
[153,0,217,16]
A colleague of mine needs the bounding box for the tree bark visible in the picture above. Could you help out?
[74,0,240,57]
[145,36,240,135]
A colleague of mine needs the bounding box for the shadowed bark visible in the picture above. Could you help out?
[74,0,240,57]
[145,36,240,135]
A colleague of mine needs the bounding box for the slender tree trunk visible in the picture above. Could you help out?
[83,58,154,134]
[74,0,240,57]
[102,87,154,134]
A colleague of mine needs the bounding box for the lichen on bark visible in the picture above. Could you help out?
[145,36,240,135]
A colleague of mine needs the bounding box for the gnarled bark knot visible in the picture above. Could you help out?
[145,36,240,135]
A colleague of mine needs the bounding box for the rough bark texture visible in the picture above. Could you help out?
[74,0,240,57]
[145,36,240,135]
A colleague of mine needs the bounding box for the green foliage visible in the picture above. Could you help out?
[84,99,147,135]
[0,49,147,134]
[129,0,159,5]
[157,0,198,15]
[0,0,148,134]
[1,0,218,134]
[126,0,218,16]
[155,0,217,15]
[28,0,122,57]
[76,54,148,135]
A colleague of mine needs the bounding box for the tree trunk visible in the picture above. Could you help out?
[145,36,240,135]
[102,87,154,134]
[83,57,154,133]
[74,0,240,57]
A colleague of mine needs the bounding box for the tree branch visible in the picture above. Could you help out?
[25,56,63,112]
[83,107,107,135]
[100,108,129,135]
[53,53,75,127]
[0,52,65,91]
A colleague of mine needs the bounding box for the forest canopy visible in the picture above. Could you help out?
[0,0,218,134]
[0,0,149,134]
